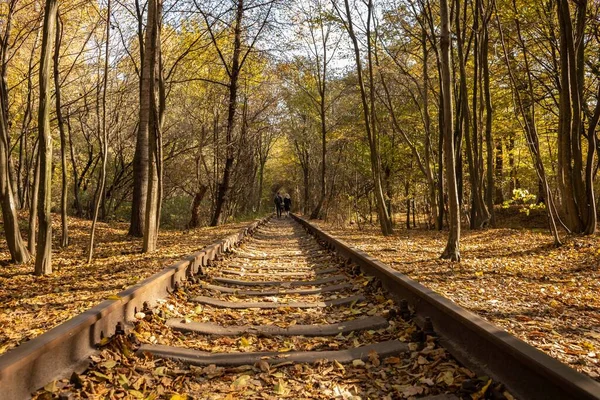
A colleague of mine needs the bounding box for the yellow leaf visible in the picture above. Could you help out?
[101,360,117,369]
[352,359,365,367]
[471,379,492,400]
[44,380,58,393]
[240,337,250,348]
[232,374,250,389]
[170,395,188,400]
[128,389,145,399]
[274,379,288,395]
[98,337,111,346]
[107,295,121,300]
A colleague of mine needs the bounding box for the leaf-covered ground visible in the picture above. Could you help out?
[0,215,255,356]
[33,218,504,400]
[314,213,600,381]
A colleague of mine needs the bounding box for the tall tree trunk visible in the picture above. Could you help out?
[67,115,82,216]
[53,14,69,247]
[129,0,149,237]
[440,0,460,261]
[28,147,39,254]
[188,185,208,229]
[87,0,111,262]
[422,26,438,230]
[210,0,244,227]
[494,139,504,204]
[0,0,30,264]
[142,0,162,252]
[310,38,328,220]
[338,0,392,236]
[482,7,495,226]
[456,0,488,229]
[437,99,444,230]
[556,0,593,234]
[18,24,41,209]
[497,0,561,245]
[35,0,58,275]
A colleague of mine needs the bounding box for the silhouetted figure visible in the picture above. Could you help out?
[283,194,292,217]
[274,192,283,218]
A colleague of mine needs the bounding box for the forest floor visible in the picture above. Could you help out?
[313,208,600,381]
[0,215,255,356]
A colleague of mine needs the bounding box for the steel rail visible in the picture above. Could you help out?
[292,214,600,400]
[0,216,270,400]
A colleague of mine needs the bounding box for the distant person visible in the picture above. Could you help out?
[283,193,292,217]
[274,192,283,218]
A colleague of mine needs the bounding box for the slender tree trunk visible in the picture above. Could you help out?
[456,0,488,229]
[188,185,207,229]
[0,1,30,264]
[257,160,266,211]
[494,139,503,204]
[339,0,392,236]
[87,0,111,262]
[35,0,58,275]
[129,0,149,237]
[482,11,495,226]
[53,14,69,247]
[437,101,444,230]
[210,0,244,226]
[310,45,328,220]
[440,0,460,261]
[142,0,162,252]
[28,148,39,254]
[422,27,438,230]
[67,115,83,216]
[497,1,561,245]
[18,25,41,209]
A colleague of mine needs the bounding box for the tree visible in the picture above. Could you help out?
[0,0,31,264]
[35,0,58,275]
[128,0,149,238]
[334,0,393,236]
[54,14,69,247]
[87,0,112,262]
[142,0,163,252]
[556,0,597,234]
[440,0,460,261]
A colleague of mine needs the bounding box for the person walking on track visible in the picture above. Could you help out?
[283,193,292,217]
[274,192,283,218]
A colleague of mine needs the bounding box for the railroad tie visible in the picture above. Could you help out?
[198,282,353,296]
[211,274,347,287]
[218,266,338,277]
[166,315,389,336]
[190,294,365,309]
[136,340,408,367]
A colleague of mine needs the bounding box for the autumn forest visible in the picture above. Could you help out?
[1,0,600,391]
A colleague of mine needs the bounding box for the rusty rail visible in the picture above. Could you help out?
[0,216,270,400]
[292,214,600,400]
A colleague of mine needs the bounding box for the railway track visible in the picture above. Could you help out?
[1,216,599,399]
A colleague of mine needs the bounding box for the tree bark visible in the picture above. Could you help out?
[482,6,495,226]
[142,0,162,252]
[35,0,58,275]
[210,0,244,226]
[337,0,392,236]
[494,139,503,204]
[187,185,208,229]
[0,0,30,264]
[440,0,460,261]
[129,0,149,237]
[53,14,69,247]
[87,0,111,262]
